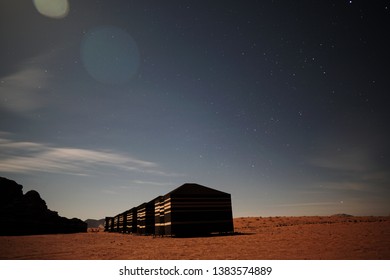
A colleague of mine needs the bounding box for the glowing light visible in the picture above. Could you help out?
[33,0,69,19]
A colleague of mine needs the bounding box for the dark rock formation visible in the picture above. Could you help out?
[0,177,87,235]
[0,177,23,205]
[84,218,105,228]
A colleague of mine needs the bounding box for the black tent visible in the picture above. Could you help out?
[161,183,234,236]
[124,207,137,233]
[136,199,156,235]
[104,216,114,232]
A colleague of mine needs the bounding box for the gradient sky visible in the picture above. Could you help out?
[0,0,389,220]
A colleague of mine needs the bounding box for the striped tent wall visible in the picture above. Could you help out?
[137,199,155,235]
[125,207,137,234]
[109,217,115,232]
[104,217,113,232]
[136,203,146,234]
[122,211,128,233]
[113,215,119,232]
[162,183,234,237]
[118,212,125,233]
[154,196,165,236]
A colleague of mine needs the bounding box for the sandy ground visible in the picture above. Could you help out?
[0,216,389,260]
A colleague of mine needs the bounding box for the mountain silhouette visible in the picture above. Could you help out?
[84,218,105,228]
[0,176,87,235]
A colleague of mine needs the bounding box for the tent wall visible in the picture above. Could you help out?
[113,215,119,232]
[154,196,165,235]
[137,201,155,235]
[163,186,233,236]
[125,207,137,233]
[118,212,125,233]
[104,217,113,232]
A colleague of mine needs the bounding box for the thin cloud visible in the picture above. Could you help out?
[317,182,370,192]
[132,180,173,186]
[306,145,390,194]
[308,148,371,172]
[0,136,171,177]
[0,67,49,113]
[100,189,119,195]
[0,50,68,114]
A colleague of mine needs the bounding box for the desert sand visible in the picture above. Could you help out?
[0,216,389,260]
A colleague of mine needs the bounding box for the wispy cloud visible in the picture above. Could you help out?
[132,180,174,186]
[308,148,372,172]
[0,51,55,114]
[0,135,176,177]
[306,145,390,194]
[317,182,371,192]
[100,189,119,195]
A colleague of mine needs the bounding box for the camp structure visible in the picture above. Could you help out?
[104,216,114,232]
[104,183,234,237]
[124,207,137,234]
[136,198,156,235]
[161,183,234,237]
[154,196,165,236]
[118,212,126,233]
[113,215,119,232]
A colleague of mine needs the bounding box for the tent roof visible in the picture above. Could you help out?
[165,183,230,197]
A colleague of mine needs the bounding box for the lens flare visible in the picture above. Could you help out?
[81,26,140,85]
[33,0,69,19]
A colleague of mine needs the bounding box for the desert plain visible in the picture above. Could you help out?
[0,216,389,260]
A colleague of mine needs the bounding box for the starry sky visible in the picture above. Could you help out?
[0,0,389,220]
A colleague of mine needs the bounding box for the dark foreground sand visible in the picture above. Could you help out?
[0,216,389,260]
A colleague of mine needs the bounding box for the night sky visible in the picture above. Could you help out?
[1,0,389,220]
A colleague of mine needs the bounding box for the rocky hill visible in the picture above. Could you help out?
[0,176,87,235]
[84,218,105,228]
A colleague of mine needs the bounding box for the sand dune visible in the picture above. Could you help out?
[0,216,389,260]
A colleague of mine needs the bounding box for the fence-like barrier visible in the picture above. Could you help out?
[104,183,234,237]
